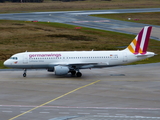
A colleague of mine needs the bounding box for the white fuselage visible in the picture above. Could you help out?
[4,50,153,69]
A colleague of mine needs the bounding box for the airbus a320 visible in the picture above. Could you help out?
[4,26,155,77]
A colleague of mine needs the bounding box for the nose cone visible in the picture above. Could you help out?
[3,60,10,67]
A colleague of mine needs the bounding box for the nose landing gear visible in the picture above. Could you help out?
[23,69,27,77]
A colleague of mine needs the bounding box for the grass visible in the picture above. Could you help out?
[0,20,159,69]
[0,0,160,13]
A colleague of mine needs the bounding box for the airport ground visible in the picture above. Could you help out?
[0,1,160,119]
[0,63,160,120]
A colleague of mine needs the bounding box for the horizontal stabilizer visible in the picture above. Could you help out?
[135,52,155,57]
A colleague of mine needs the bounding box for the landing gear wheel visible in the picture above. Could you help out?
[23,73,26,77]
[71,71,76,76]
[76,72,82,77]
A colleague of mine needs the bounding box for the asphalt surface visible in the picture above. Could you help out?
[0,63,160,120]
[0,8,160,40]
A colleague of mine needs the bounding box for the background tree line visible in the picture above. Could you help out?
[0,0,110,2]
[0,0,44,2]
[52,0,111,1]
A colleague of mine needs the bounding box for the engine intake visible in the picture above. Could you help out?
[54,66,69,75]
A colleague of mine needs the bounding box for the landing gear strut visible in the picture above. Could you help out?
[70,67,82,77]
[23,69,27,77]
[71,71,76,76]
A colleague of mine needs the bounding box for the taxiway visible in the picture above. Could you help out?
[0,63,160,120]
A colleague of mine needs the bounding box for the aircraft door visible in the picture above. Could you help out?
[123,52,127,62]
[23,54,28,64]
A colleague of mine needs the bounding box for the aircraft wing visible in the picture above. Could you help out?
[48,62,109,69]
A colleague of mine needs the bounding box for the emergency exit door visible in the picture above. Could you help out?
[23,54,28,64]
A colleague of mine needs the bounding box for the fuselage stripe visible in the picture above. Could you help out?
[128,45,134,53]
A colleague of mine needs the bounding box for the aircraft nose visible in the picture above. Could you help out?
[3,60,10,67]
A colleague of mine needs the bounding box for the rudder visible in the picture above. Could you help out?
[126,26,152,54]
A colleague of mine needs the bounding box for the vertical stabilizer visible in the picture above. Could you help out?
[125,26,152,54]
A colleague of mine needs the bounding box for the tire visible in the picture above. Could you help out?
[76,72,82,77]
[23,73,26,77]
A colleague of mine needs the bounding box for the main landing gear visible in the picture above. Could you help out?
[23,69,27,77]
[76,72,82,77]
[71,70,82,77]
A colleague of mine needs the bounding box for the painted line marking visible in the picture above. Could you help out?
[97,113,109,115]
[116,114,127,116]
[8,80,100,120]
[78,112,90,115]
[100,116,160,119]
[69,109,83,111]
[59,112,70,114]
[2,111,12,113]
[0,108,11,110]
[1,104,160,110]
[73,20,110,23]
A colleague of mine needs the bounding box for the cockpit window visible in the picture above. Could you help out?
[10,57,18,60]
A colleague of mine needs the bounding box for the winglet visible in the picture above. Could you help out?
[125,26,152,54]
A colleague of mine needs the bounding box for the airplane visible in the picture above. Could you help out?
[3,26,155,77]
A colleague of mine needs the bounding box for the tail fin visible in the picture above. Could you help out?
[126,26,152,54]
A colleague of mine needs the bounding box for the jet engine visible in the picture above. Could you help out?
[54,66,69,76]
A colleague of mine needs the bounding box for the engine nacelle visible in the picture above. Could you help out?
[54,66,69,76]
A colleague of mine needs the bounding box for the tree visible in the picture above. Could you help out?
[0,0,5,2]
